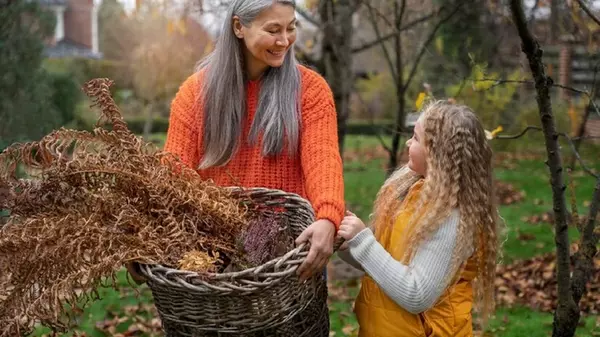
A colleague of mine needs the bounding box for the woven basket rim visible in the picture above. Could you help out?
[138,186,315,280]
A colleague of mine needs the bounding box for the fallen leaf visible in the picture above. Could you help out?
[494,180,525,205]
[517,232,536,241]
[495,243,600,314]
[342,324,357,336]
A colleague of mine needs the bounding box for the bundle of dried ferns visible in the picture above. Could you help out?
[0,79,270,336]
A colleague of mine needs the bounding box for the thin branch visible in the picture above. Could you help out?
[576,0,600,27]
[464,77,600,119]
[351,0,364,13]
[549,84,600,119]
[366,4,397,86]
[361,0,395,30]
[495,126,599,179]
[452,76,469,99]
[352,86,393,154]
[495,125,543,139]
[352,12,437,53]
[573,135,600,141]
[367,123,416,138]
[403,2,465,92]
[571,177,600,303]
[318,0,344,67]
[399,0,407,23]
[510,3,576,335]
[570,60,600,168]
[379,121,600,165]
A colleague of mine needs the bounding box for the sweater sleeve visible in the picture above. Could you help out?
[163,74,200,169]
[299,69,345,228]
[337,249,365,271]
[347,210,473,314]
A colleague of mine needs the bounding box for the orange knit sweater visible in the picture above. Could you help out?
[164,65,345,227]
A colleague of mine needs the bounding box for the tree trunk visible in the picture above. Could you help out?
[319,0,355,156]
[569,105,591,169]
[388,1,406,174]
[510,1,581,336]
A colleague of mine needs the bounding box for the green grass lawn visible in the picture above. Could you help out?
[29,134,600,336]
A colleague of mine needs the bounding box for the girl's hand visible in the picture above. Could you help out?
[338,210,366,242]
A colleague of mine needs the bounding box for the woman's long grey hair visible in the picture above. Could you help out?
[196,0,301,169]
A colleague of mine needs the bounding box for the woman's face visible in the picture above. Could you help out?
[232,3,297,79]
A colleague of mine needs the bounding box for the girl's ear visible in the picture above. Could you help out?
[232,16,244,38]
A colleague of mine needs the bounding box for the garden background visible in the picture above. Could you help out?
[2,0,600,336]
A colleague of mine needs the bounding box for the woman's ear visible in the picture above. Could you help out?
[232,16,244,38]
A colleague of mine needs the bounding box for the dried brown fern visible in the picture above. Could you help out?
[0,79,254,336]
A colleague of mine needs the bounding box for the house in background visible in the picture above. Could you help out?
[38,0,103,59]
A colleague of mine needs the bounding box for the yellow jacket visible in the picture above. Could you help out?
[354,180,477,337]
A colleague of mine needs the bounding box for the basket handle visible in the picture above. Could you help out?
[333,236,346,252]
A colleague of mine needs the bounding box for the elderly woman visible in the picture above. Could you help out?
[130,0,345,334]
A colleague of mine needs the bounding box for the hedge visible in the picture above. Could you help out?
[119,117,402,136]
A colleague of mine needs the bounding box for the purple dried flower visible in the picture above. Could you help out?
[242,216,281,266]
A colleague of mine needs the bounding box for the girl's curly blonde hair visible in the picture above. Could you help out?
[370,100,500,327]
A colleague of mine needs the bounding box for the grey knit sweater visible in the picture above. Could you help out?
[338,210,473,314]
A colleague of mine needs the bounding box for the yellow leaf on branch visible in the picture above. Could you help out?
[415,92,426,111]
[567,103,580,136]
[485,126,503,140]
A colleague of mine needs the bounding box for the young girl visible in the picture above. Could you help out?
[338,100,499,336]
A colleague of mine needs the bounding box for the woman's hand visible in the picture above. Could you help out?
[338,210,366,242]
[295,219,336,281]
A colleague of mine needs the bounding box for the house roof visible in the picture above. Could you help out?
[44,39,103,59]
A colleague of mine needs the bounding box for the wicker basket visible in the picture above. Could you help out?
[137,187,333,336]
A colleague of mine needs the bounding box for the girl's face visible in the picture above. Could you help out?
[406,118,427,176]
[233,4,297,79]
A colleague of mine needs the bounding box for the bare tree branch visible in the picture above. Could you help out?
[351,0,364,13]
[399,0,407,24]
[466,77,600,119]
[403,2,465,92]
[495,125,543,139]
[352,12,437,53]
[510,1,580,336]
[353,89,393,154]
[571,177,600,304]
[576,0,600,27]
[452,76,469,98]
[496,126,599,179]
[570,60,600,168]
[546,83,600,118]
[361,0,395,30]
[365,4,397,86]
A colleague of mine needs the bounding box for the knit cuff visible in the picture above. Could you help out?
[347,228,377,265]
[316,204,344,229]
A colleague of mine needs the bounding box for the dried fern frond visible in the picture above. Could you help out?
[0,78,253,336]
